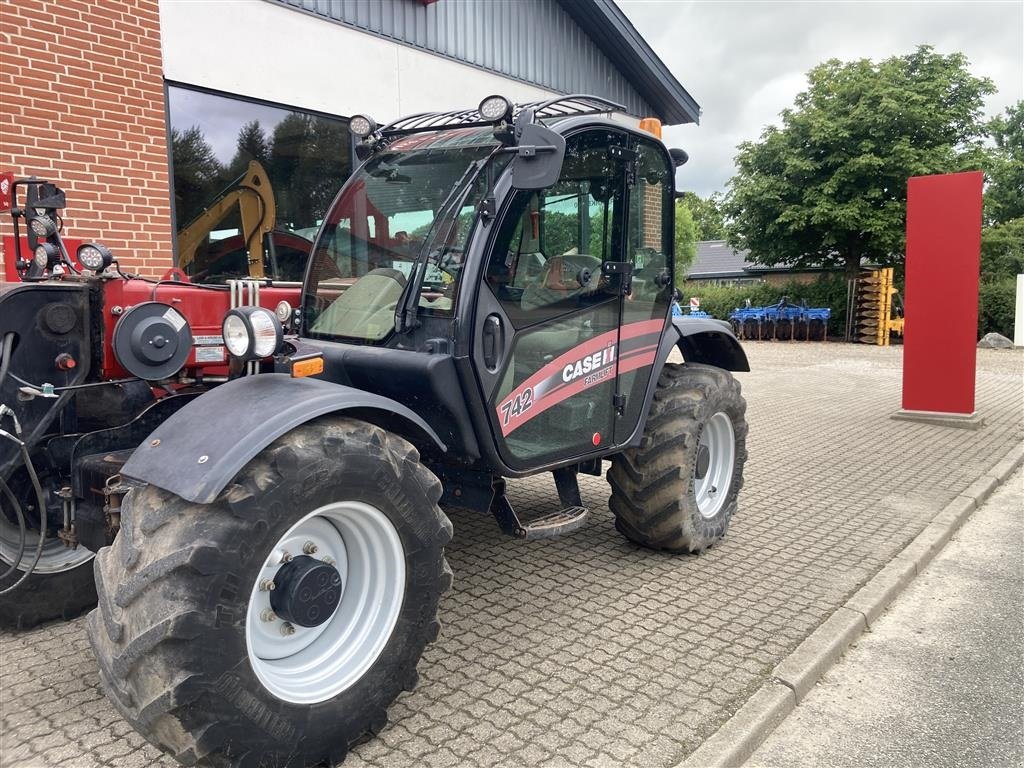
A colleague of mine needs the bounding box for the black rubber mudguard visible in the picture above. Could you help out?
[121,374,446,504]
[670,316,750,372]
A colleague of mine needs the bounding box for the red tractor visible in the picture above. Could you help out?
[0,173,305,626]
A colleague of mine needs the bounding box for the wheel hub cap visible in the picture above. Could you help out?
[270,555,343,628]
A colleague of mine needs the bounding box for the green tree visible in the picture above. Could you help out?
[984,101,1024,224]
[723,45,995,277]
[674,199,697,285]
[228,120,270,178]
[269,113,350,230]
[679,191,726,241]
[170,126,223,226]
[980,217,1024,280]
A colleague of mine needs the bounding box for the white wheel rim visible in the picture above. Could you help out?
[0,521,94,573]
[245,501,405,704]
[694,411,736,520]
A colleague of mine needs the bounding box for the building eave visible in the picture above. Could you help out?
[554,0,701,125]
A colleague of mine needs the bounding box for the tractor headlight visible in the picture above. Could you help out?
[478,95,512,122]
[29,215,57,237]
[349,115,377,138]
[34,243,59,269]
[222,306,283,361]
[77,242,114,273]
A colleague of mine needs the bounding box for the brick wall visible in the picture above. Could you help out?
[641,180,663,251]
[0,0,173,279]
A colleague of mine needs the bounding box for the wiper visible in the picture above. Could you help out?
[394,154,495,334]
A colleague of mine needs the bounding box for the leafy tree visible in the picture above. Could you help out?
[723,45,995,277]
[269,113,349,230]
[228,120,270,178]
[984,101,1024,224]
[679,191,726,241]
[980,217,1024,280]
[170,126,223,226]
[674,199,697,285]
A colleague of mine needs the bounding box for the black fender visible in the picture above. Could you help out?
[622,316,749,448]
[668,316,750,372]
[120,374,447,504]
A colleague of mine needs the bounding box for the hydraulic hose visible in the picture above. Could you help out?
[0,332,13,389]
[0,437,48,595]
[0,477,27,581]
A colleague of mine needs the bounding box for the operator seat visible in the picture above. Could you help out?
[310,268,407,339]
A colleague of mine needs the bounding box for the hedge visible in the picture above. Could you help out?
[682,274,1017,340]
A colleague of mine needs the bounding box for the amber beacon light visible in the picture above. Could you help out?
[639,117,662,138]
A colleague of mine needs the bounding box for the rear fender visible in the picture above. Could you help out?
[120,374,446,504]
[622,317,749,448]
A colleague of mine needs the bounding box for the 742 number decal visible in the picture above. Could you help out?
[499,387,534,427]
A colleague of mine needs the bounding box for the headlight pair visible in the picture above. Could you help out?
[222,306,283,361]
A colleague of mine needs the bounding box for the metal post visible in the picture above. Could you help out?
[1015,274,1024,348]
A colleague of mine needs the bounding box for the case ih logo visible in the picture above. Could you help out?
[496,319,664,436]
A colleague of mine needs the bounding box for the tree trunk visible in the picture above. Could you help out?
[844,252,861,279]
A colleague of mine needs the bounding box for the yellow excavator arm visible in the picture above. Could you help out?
[176,160,276,279]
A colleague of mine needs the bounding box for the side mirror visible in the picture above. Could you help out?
[511,123,566,190]
[669,148,689,167]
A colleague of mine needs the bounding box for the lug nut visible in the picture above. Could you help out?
[302,541,318,555]
[259,579,275,591]
[321,556,335,566]
[260,609,277,622]
[280,622,296,636]
[280,551,293,563]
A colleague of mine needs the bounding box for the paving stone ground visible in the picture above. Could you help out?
[1,342,1021,768]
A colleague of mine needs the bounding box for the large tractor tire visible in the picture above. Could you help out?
[87,418,452,767]
[608,363,747,553]
[0,472,97,629]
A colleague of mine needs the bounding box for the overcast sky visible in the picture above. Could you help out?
[617,0,1024,198]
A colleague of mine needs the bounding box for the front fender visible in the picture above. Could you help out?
[670,316,750,372]
[121,374,446,504]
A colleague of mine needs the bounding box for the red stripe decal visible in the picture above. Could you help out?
[495,319,664,437]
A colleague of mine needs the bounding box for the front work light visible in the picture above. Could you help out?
[222,306,283,361]
[77,242,114,273]
[479,95,513,123]
[349,115,377,138]
[29,215,57,237]
[34,243,59,269]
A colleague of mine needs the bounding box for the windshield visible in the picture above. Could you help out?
[304,133,504,342]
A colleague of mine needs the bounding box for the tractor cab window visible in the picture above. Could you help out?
[485,130,625,328]
[304,139,500,342]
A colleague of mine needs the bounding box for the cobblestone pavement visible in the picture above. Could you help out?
[2,343,1021,768]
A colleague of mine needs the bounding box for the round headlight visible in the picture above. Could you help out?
[76,242,114,273]
[479,95,512,122]
[222,313,251,358]
[349,115,377,138]
[249,309,280,358]
[29,216,56,237]
[34,243,58,269]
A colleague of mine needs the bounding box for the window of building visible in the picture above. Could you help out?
[167,85,351,282]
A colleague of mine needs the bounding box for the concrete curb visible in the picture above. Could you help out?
[677,441,1024,768]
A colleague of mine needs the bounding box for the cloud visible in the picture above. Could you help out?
[618,0,1023,196]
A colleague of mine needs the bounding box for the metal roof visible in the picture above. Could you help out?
[687,240,754,278]
[273,0,699,125]
[554,0,700,125]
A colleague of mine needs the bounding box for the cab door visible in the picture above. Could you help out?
[612,135,675,443]
[472,129,628,471]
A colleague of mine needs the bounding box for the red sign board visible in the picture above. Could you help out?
[901,171,983,415]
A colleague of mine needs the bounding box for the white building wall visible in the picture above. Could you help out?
[160,0,565,122]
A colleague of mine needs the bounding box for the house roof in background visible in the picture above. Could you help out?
[687,240,854,278]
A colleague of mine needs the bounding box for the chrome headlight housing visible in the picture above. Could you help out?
[221,306,283,361]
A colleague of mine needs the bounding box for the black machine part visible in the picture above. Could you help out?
[112,302,193,380]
